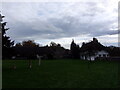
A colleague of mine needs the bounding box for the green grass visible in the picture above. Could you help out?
[2,59,120,88]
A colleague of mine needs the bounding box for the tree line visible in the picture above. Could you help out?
[1,13,120,60]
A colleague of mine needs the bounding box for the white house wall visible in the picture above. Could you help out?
[91,56,95,61]
[80,50,109,61]
[95,50,109,57]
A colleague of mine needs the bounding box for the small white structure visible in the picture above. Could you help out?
[80,50,109,61]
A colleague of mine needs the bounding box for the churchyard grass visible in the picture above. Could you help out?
[2,59,120,88]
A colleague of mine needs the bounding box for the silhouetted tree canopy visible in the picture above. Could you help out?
[106,46,120,57]
[13,40,70,60]
[70,39,80,59]
[50,42,61,47]
[15,40,39,47]
[1,13,14,59]
[15,43,22,47]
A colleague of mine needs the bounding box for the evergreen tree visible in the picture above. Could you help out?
[0,13,14,59]
[70,39,80,59]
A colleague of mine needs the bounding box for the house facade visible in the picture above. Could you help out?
[80,50,109,61]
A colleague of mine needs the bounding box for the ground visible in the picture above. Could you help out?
[2,59,120,88]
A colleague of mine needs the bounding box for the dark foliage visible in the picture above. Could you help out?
[70,39,80,59]
[13,41,70,60]
[15,40,39,47]
[1,13,14,59]
[106,46,120,57]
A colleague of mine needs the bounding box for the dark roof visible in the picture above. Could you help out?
[80,39,106,52]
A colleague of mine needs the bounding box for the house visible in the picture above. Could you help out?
[80,38,109,61]
[80,50,109,61]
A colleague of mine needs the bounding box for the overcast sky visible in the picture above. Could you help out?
[1,0,119,49]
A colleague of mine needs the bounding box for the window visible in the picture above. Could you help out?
[99,55,101,57]
[103,54,106,57]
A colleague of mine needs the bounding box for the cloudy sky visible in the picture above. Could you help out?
[1,0,119,49]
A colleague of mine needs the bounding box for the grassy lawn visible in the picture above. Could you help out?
[2,59,120,88]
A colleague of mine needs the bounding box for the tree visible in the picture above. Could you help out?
[50,42,57,47]
[15,42,22,47]
[1,13,14,59]
[15,40,39,47]
[106,46,120,57]
[22,40,39,47]
[70,39,80,59]
[50,42,61,47]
